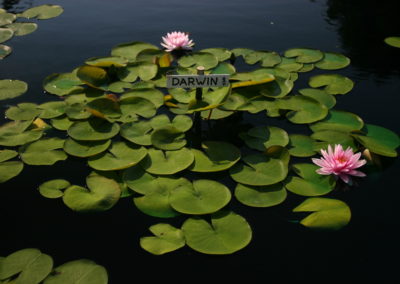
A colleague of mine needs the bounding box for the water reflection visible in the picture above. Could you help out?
[324,0,400,79]
[2,0,33,12]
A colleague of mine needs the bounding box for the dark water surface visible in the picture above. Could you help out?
[1,0,399,282]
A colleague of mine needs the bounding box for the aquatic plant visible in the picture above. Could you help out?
[0,36,399,256]
[161,31,194,52]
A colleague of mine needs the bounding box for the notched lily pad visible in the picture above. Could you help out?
[315,52,351,70]
[6,22,37,36]
[0,79,28,101]
[309,74,354,95]
[20,138,67,165]
[284,48,324,63]
[111,41,159,62]
[0,44,12,59]
[0,161,23,183]
[68,118,120,141]
[239,126,289,151]
[310,110,364,132]
[140,148,194,175]
[235,183,287,208]
[287,134,316,157]
[5,103,42,120]
[38,179,70,198]
[19,4,64,20]
[63,138,111,158]
[0,28,13,43]
[140,224,185,255]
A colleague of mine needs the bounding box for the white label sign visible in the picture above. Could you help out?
[167,74,230,88]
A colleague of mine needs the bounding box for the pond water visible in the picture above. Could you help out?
[1,0,399,282]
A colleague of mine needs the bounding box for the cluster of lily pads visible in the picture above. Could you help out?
[0,248,108,284]
[0,41,399,255]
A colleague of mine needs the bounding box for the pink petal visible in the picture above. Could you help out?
[339,174,351,184]
[348,170,366,177]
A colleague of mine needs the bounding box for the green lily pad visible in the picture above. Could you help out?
[64,103,91,120]
[63,138,111,158]
[276,57,303,72]
[244,50,281,67]
[0,161,23,183]
[77,65,109,89]
[120,120,152,146]
[384,36,400,48]
[85,56,128,67]
[140,224,185,255]
[117,62,158,82]
[311,130,357,151]
[189,141,240,172]
[6,22,37,36]
[63,175,120,212]
[178,52,219,70]
[315,52,351,70]
[151,126,187,150]
[133,176,190,218]
[230,148,290,186]
[111,41,159,62]
[298,88,336,109]
[284,48,324,63]
[200,108,234,120]
[182,211,252,255]
[20,138,67,165]
[43,72,83,96]
[0,28,13,43]
[68,118,120,141]
[0,44,12,59]
[200,48,232,61]
[0,12,16,26]
[0,79,28,101]
[260,78,293,99]
[240,126,289,151]
[0,120,43,146]
[38,179,70,199]
[121,88,164,108]
[310,110,364,132]
[122,164,156,194]
[107,81,133,93]
[309,74,354,95]
[352,124,400,157]
[136,49,167,62]
[43,259,108,284]
[88,141,147,171]
[293,197,351,230]
[19,4,64,19]
[287,134,316,157]
[284,163,336,196]
[298,63,314,73]
[170,179,231,215]
[210,62,236,75]
[50,115,74,131]
[89,170,131,198]
[38,101,67,119]
[0,248,53,284]
[86,97,121,120]
[119,96,157,118]
[234,183,287,208]
[140,148,194,175]
[231,48,253,58]
[5,103,42,120]
[0,149,18,162]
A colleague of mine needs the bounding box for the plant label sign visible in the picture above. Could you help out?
[167,74,230,88]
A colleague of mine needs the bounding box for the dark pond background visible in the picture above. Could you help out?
[1,0,399,282]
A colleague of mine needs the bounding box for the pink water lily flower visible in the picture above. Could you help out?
[161,31,194,52]
[312,144,367,184]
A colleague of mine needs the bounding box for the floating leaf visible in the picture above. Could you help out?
[0,161,23,183]
[50,115,74,131]
[85,56,128,67]
[117,62,158,82]
[63,138,111,158]
[43,259,108,284]
[384,36,400,48]
[107,81,133,93]
[287,134,316,157]
[244,50,281,67]
[20,138,67,166]
[315,52,351,70]
[0,120,43,146]
[240,126,289,151]
[6,103,42,120]
[120,120,152,146]
[170,179,231,215]
[68,118,120,141]
[310,110,364,132]
[0,44,12,59]
[352,124,399,157]
[0,12,16,26]
[43,72,83,96]
[293,197,351,230]
[309,74,354,95]
[63,175,120,212]
[0,28,13,43]
[182,211,252,255]
[200,48,232,61]
[140,224,185,255]
[0,149,18,162]
[111,41,159,62]
[284,48,324,63]
[230,148,289,186]
[0,79,28,101]
[86,97,121,121]
[284,163,336,196]
[178,52,219,70]
[276,57,303,72]
[140,148,194,175]
[6,22,37,36]
[38,101,67,119]
[311,130,357,151]
[77,66,109,89]
[189,141,240,172]
[231,48,253,58]
[235,183,287,208]
[119,96,156,119]
[298,63,314,72]
[122,164,156,194]
[20,5,64,20]
[88,141,147,171]
[298,88,336,109]
[210,62,236,75]
[38,179,70,199]
[151,126,186,150]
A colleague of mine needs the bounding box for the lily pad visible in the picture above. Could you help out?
[0,28,13,43]
[170,179,231,215]
[0,161,23,183]
[38,101,67,119]
[298,88,336,109]
[230,148,290,186]
[244,50,281,67]
[88,141,147,171]
[0,120,43,146]
[20,138,67,165]
[86,97,121,120]
[284,48,324,63]
[85,56,128,67]
[240,126,289,151]
[77,65,109,89]
[178,52,219,70]
[117,62,158,82]
[122,164,156,194]
[287,134,316,157]
[5,103,42,120]
[0,44,11,59]
[119,96,157,118]
[0,12,16,26]
[384,36,400,48]
[107,81,133,93]
[63,175,120,212]
[200,48,232,61]
[63,138,111,158]
[315,52,351,70]
[189,141,240,172]
[309,74,354,95]
[6,22,37,36]
[293,197,351,230]
[311,130,357,151]
[0,149,18,162]
[140,224,185,255]
[0,79,28,101]
[210,62,236,75]
[352,124,399,157]
[276,57,303,72]
[140,148,194,175]
[121,88,164,108]
[151,126,187,150]
[235,183,287,208]
[310,110,364,132]
[19,4,64,20]
[284,163,336,196]
[43,259,108,284]
[43,72,83,96]
[68,118,120,141]
[231,48,253,58]
[50,115,74,131]
[182,211,252,255]
[38,179,70,198]
[0,248,53,284]
[120,120,152,146]
[111,41,159,62]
